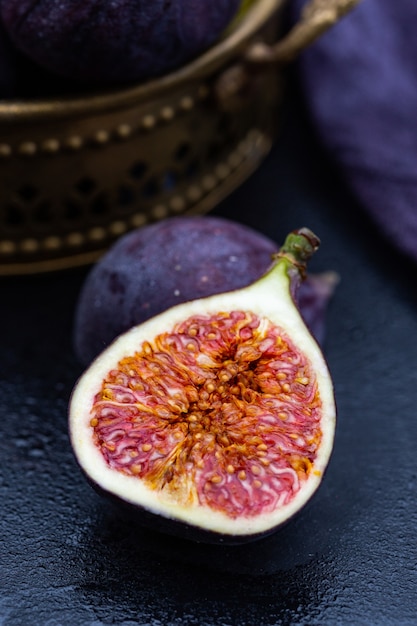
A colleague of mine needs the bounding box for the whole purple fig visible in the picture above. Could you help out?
[73,216,338,365]
[1,0,241,85]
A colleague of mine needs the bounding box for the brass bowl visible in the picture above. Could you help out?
[0,0,358,275]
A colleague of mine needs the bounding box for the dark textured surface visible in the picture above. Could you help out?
[1,75,417,625]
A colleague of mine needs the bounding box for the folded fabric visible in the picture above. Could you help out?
[292,0,417,261]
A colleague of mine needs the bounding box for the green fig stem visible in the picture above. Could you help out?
[274,228,321,279]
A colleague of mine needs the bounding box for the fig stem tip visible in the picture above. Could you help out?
[275,227,321,273]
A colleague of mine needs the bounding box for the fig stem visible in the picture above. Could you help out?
[274,228,320,278]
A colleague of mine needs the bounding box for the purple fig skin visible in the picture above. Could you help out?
[1,0,241,85]
[0,18,19,97]
[74,216,337,366]
[298,271,339,347]
[0,13,94,98]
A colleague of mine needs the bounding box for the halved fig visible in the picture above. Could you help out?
[69,228,336,544]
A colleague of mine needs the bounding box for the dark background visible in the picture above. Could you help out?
[1,70,417,625]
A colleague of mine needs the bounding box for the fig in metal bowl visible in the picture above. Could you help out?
[69,228,336,544]
[1,0,241,84]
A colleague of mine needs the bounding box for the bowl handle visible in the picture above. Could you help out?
[246,0,361,65]
[215,0,360,103]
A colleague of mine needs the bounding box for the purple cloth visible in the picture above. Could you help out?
[292,0,417,261]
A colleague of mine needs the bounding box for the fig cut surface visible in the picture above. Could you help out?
[69,229,336,543]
